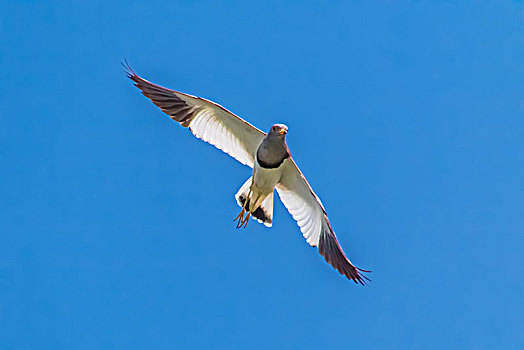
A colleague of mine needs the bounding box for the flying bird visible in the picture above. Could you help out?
[125,63,369,284]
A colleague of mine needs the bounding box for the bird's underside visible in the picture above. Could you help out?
[125,62,370,285]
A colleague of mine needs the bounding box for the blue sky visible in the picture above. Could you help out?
[1,1,523,348]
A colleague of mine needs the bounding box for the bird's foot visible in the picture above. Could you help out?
[234,209,251,228]
[242,212,251,228]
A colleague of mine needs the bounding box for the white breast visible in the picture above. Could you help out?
[252,158,288,196]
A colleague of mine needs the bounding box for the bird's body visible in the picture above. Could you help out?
[125,63,369,284]
[235,154,290,228]
[235,124,290,228]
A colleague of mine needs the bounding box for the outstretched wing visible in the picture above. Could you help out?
[276,159,369,284]
[125,64,266,168]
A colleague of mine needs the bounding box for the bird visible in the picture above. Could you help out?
[124,63,369,284]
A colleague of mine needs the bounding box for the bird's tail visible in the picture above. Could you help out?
[235,177,273,227]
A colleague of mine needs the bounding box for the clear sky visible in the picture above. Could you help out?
[1,1,523,349]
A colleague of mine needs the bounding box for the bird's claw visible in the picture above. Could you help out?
[234,208,251,228]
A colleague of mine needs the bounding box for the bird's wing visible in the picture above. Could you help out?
[126,64,266,168]
[276,159,369,284]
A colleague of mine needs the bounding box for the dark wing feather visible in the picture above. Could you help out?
[318,216,370,285]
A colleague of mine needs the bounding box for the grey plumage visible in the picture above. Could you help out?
[256,127,290,168]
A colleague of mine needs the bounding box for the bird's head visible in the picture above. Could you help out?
[269,124,288,137]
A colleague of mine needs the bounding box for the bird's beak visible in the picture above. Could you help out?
[278,129,287,135]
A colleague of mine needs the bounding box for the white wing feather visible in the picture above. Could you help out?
[276,159,323,246]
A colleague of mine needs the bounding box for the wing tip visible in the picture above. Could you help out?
[318,224,371,286]
[121,58,136,79]
[322,253,371,286]
[353,267,371,286]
